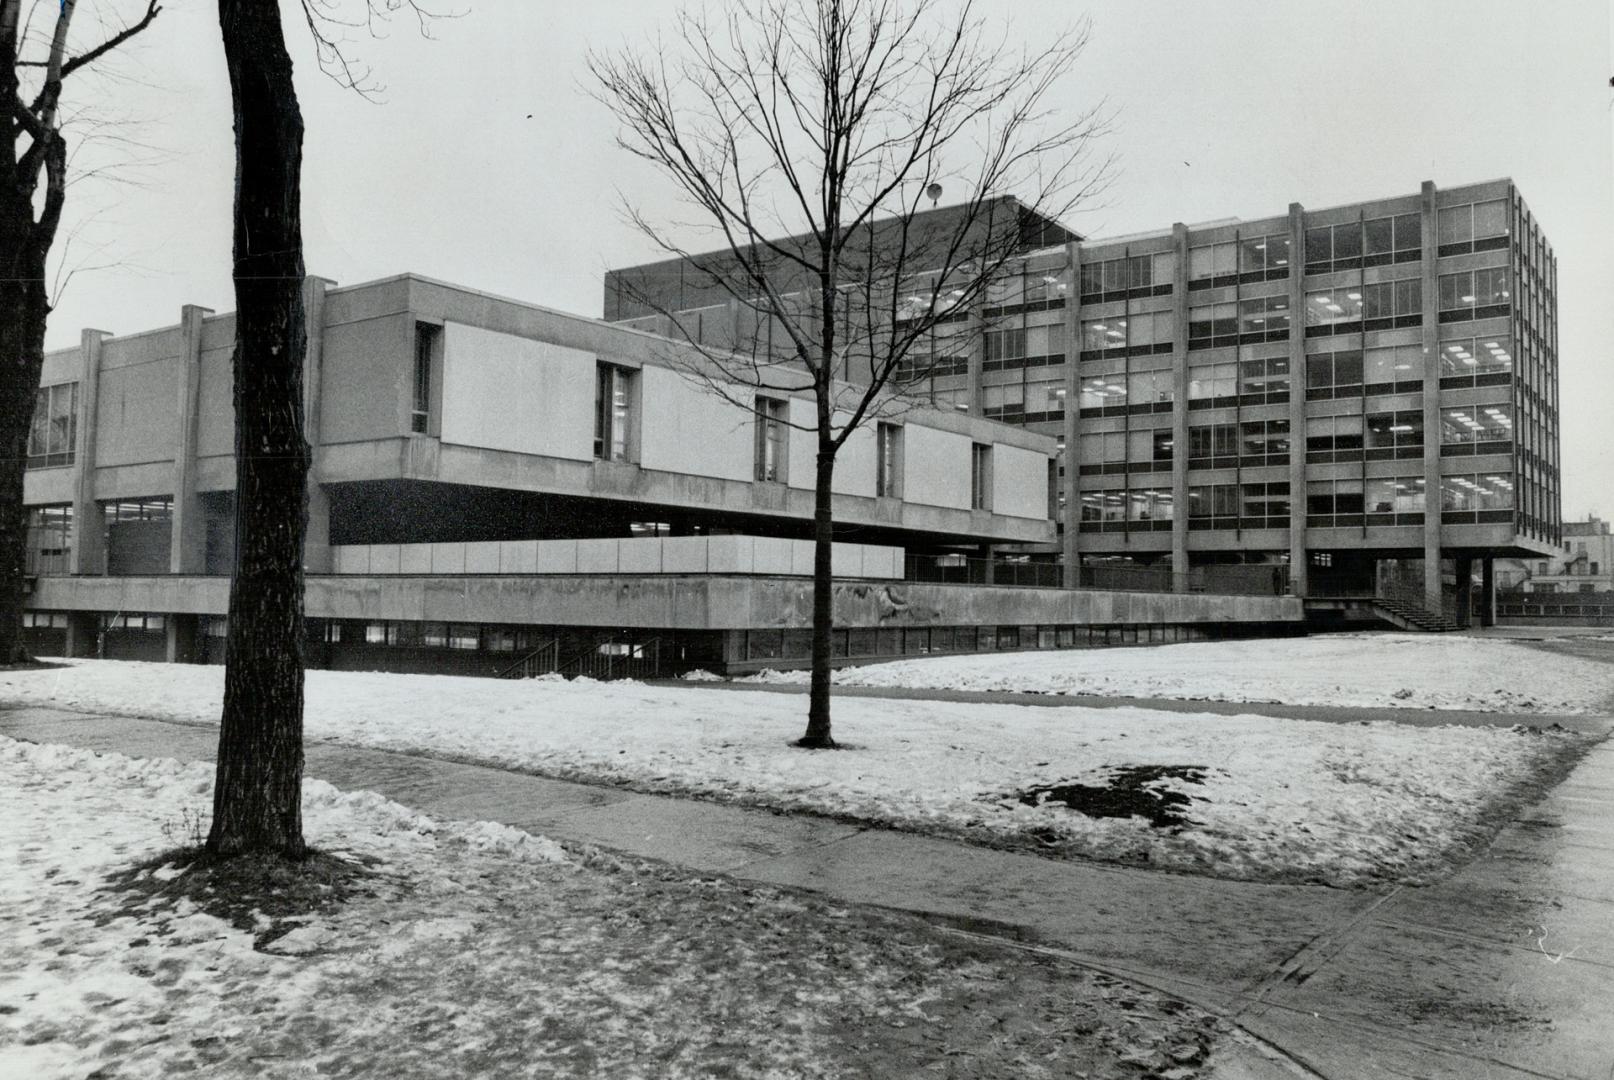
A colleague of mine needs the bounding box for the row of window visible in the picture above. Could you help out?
[1078,252,1176,298]
[28,382,78,468]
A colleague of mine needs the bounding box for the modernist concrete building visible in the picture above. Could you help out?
[606,179,1563,622]
[20,273,1301,675]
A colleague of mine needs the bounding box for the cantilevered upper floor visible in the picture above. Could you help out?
[23,274,1055,580]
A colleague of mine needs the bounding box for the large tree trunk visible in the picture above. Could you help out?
[0,270,48,665]
[798,443,837,748]
[206,0,309,859]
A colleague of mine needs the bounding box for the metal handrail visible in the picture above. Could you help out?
[555,637,662,680]
[494,637,559,679]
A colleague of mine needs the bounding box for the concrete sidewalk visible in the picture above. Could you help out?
[4,705,1612,1079]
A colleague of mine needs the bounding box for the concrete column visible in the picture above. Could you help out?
[1454,554,1474,627]
[70,329,111,575]
[165,613,201,663]
[1285,203,1309,596]
[1419,180,1443,609]
[1169,223,1191,592]
[1061,240,1083,586]
[1480,556,1496,627]
[302,277,335,572]
[169,304,213,574]
[978,543,995,584]
[966,303,986,418]
[63,611,98,658]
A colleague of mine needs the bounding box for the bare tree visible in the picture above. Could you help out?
[591,0,1107,747]
[208,0,444,857]
[1,0,161,664]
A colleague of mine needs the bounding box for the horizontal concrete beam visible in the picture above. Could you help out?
[31,574,1304,631]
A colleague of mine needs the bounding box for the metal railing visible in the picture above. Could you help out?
[494,638,560,679]
[902,556,1290,597]
[554,638,664,680]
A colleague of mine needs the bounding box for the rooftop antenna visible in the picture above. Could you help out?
[925,182,943,208]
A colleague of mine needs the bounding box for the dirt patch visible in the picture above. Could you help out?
[97,846,389,950]
[1006,765,1209,829]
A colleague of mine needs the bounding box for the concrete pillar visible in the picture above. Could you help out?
[63,611,98,659]
[978,543,995,584]
[70,329,111,576]
[1454,555,1474,627]
[1285,202,1309,596]
[1419,180,1443,611]
[170,304,213,574]
[966,303,985,418]
[1061,240,1083,587]
[165,613,201,663]
[302,277,335,572]
[1169,223,1191,592]
[1480,556,1496,627]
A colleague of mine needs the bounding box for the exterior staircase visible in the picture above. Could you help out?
[1368,592,1464,632]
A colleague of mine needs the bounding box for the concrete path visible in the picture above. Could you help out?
[4,705,1612,1080]
[647,679,1612,735]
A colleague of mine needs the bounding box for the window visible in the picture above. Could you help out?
[1437,200,1509,255]
[1080,253,1173,298]
[1080,318,1126,353]
[1238,233,1292,277]
[1188,241,1237,285]
[1439,338,1513,381]
[1305,414,1364,457]
[25,504,73,575]
[1363,344,1424,390]
[1128,310,1174,350]
[1305,348,1363,394]
[1365,477,1427,516]
[1083,310,1172,355]
[1441,473,1514,512]
[1359,278,1422,328]
[1126,487,1173,524]
[412,323,440,434]
[876,422,902,498]
[1240,419,1291,463]
[1238,353,1291,401]
[1362,213,1421,264]
[1240,482,1291,526]
[1304,222,1363,272]
[103,497,173,524]
[1078,488,1127,526]
[1187,484,1239,527]
[1440,404,1513,447]
[1078,373,1127,411]
[27,382,78,468]
[983,327,1025,364]
[1126,368,1173,406]
[1186,361,1237,404]
[1438,268,1512,322]
[1237,294,1292,338]
[594,363,635,461]
[970,444,992,510]
[755,397,787,482]
[1188,302,1237,345]
[1188,423,1239,465]
[1306,478,1365,522]
[1077,430,1125,468]
[1364,410,1424,457]
[1304,289,1364,333]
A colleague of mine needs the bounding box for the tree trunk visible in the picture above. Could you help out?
[0,271,48,665]
[206,0,309,859]
[797,443,837,749]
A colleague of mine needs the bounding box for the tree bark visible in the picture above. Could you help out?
[797,442,837,748]
[206,0,309,859]
[0,273,48,664]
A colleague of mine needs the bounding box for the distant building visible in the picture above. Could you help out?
[1499,516,1613,593]
[607,178,1564,620]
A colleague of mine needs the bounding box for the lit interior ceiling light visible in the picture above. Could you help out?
[1394,363,1411,370]
[1461,295,1476,303]
[1484,341,1500,348]
[1347,292,1362,301]
[1316,296,1332,304]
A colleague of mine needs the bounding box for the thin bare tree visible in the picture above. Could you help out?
[591,0,1108,747]
[208,0,445,858]
[1,0,161,664]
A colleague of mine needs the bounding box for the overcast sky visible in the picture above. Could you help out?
[46,0,1614,519]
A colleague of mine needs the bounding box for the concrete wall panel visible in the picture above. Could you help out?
[993,444,1050,521]
[498,541,537,573]
[535,539,577,574]
[832,418,877,498]
[95,355,179,468]
[464,541,501,574]
[321,314,411,444]
[903,424,973,511]
[399,544,431,574]
[636,366,755,483]
[439,322,595,461]
[576,538,620,574]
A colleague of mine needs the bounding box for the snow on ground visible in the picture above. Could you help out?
[744,632,1614,714]
[0,736,1225,1079]
[0,660,1586,885]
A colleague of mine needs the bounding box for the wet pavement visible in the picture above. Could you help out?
[3,703,1612,1079]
